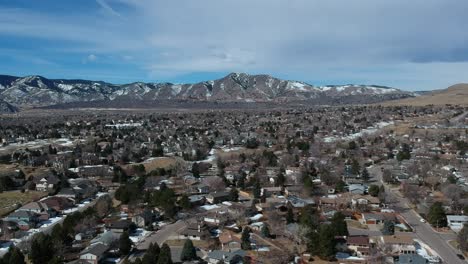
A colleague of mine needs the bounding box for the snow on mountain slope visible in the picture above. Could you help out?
[0,73,414,108]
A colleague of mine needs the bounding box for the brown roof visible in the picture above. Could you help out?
[219,230,241,244]
[381,235,414,245]
[347,235,369,246]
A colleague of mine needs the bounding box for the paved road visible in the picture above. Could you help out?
[136,220,186,250]
[369,165,466,264]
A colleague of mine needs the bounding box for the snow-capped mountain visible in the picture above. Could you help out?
[0,73,414,110]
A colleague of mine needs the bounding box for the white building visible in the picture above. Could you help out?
[447,215,468,232]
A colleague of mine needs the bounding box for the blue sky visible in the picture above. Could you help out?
[1,0,468,91]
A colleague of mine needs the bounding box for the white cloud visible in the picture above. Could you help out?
[1,0,468,90]
[82,54,98,64]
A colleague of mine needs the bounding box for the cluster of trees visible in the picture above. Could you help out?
[124,242,174,264]
[0,246,25,264]
[298,206,348,260]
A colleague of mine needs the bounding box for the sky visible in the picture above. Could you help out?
[1,0,468,91]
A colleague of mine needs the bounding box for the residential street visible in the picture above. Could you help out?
[368,165,466,264]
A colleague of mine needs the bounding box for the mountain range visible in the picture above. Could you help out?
[0,73,415,112]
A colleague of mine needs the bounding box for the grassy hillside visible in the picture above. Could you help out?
[382,83,468,106]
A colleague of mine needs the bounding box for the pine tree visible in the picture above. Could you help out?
[318,224,336,260]
[157,243,172,264]
[119,231,133,255]
[381,220,395,235]
[428,202,447,227]
[142,243,160,264]
[241,227,252,250]
[361,168,370,182]
[229,188,239,202]
[286,206,295,223]
[180,240,197,261]
[178,194,191,210]
[261,224,271,238]
[253,180,261,199]
[30,233,55,264]
[331,212,348,236]
[306,230,320,255]
[276,168,286,187]
[192,162,200,178]
[1,245,25,264]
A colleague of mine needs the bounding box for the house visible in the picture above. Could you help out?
[132,210,157,228]
[4,211,37,230]
[17,201,55,220]
[207,249,246,264]
[349,184,366,195]
[79,243,109,264]
[287,196,315,209]
[219,230,242,252]
[179,220,210,240]
[397,254,428,264]
[346,235,370,257]
[107,219,133,233]
[41,196,74,213]
[34,174,60,192]
[195,184,210,194]
[351,195,380,209]
[360,213,396,225]
[446,215,468,232]
[207,191,230,204]
[284,186,302,196]
[261,187,282,197]
[380,235,415,255]
[204,211,229,225]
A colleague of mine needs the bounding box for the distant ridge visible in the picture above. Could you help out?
[0,73,414,111]
[382,83,468,106]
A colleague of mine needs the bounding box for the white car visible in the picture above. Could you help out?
[420,218,426,223]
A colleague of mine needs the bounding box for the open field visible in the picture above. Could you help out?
[0,190,47,216]
[382,83,468,106]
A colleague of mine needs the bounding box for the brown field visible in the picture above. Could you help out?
[0,190,48,216]
[125,157,186,173]
[381,83,468,106]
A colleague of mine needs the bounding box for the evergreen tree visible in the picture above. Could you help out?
[335,180,346,193]
[318,224,336,260]
[180,240,197,261]
[361,168,370,182]
[253,180,261,199]
[428,202,447,227]
[229,188,239,202]
[142,243,160,264]
[241,227,252,250]
[276,168,286,187]
[192,162,200,178]
[351,159,360,175]
[306,230,320,255]
[368,185,380,197]
[1,245,25,264]
[261,224,271,238]
[157,243,173,264]
[30,233,55,264]
[331,212,348,236]
[237,172,246,190]
[286,206,295,224]
[178,194,191,210]
[119,231,133,255]
[381,220,395,235]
